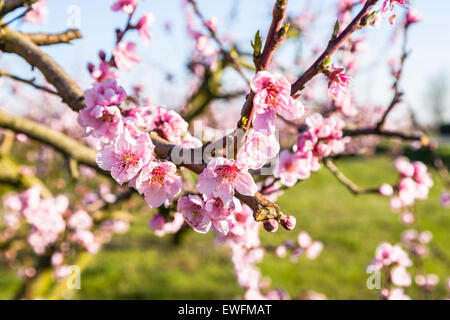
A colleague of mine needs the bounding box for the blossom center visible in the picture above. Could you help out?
[120,152,139,168]
[264,82,281,108]
[150,166,167,185]
[101,111,116,123]
[215,164,239,185]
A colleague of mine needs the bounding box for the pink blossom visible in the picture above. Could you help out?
[274,150,311,187]
[251,71,305,129]
[406,9,422,25]
[154,212,184,237]
[204,17,218,32]
[217,206,260,248]
[111,0,140,14]
[24,0,48,24]
[113,42,141,71]
[394,157,414,177]
[147,106,188,144]
[84,79,127,108]
[440,191,450,208]
[391,266,412,287]
[78,105,123,143]
[415,274,439,291]
[88,61,118,83]
[97,127,154,185]
[177,195,211,233]
[370,242,412,271]
[204,195,240,235]
[136,12,154,45]
[238,130,280,170]
[297,232,313,248]
[379,183,394,196]
[196,157,257,208]
[51,252,64,267]
[327,65,351,100]
[134,161,182,208]
[275,245,287,258]
[385,288,411,300]
[68,210,93,230]
[148,214,166,231]
[381,0,409,16]
[306,241,323,260]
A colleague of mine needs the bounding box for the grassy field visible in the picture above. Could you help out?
[0,155,449,300]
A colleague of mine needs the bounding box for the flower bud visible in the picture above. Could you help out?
[280,215,296,231]
[263,219,278,232]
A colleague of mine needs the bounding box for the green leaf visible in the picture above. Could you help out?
[332,20,340,40]
[251,30,262,56]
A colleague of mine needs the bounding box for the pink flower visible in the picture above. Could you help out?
[78,104,123,143]
[274,150,311,187]
[136,12,154,45]
[297,232,312,248]
[148,214,166,231]
[441,192,450,208]
[275,244,287,258]
[111,0,140,14]
[406,9,422,25]
[134,161,182,208]
[394,157,414,177]
[204,17,218,32]
[327,65,351,100]
[154,213,184,237]
[251,71,305,129]
[84,79,127,108]
[204,195,240,235]
[177,195,211,233]
[381,0,409,16]
[196,157,257,208]
[147,106,188,144]
[88,61,118,83]
[306,241,323,260]
[238,130,280,170]
[379,184,394,196]
[391,266,412,287]
[370,242,412,270]
[97,127,154,185]
[113,42,141,71]
[385,288,411,300]
[68,210,93,230]
[24,0,48,24]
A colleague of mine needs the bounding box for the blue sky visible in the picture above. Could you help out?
[1,0,449,124]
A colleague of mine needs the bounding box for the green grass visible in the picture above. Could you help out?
[0,155,449,299]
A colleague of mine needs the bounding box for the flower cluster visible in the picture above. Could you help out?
[368,242,413,299]
[1,187,129,280]
[275,231,323,261]
[275,113,348,187]
[388,157,433,215]
[79,79,187,209]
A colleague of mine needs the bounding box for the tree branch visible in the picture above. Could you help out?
[0,111,101,173]
[20,29,82,46]
[324,158,380,195]
[0,0,36,17]
[0,27,85,110]
[0,69,58,95]
[291,0,378,94]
